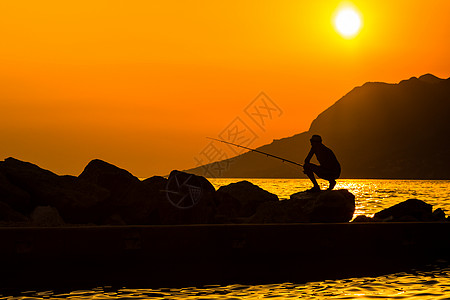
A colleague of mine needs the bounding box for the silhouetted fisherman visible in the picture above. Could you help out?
[303,135,341,192]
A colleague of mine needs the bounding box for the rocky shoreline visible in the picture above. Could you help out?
[0,157,447,227]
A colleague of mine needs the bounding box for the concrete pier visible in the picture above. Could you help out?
[1,222,449,290]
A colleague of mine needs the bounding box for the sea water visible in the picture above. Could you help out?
[1,179,450,300]
[7,265,449,299]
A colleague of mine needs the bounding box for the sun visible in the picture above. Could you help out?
[333,6,362,39]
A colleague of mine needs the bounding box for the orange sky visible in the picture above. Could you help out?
[1,0,449,177]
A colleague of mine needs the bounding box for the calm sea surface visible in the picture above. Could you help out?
[2,179,450,300]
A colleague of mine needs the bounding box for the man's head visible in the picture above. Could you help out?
[310,135,322,146]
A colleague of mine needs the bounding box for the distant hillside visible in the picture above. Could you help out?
[186,74,450,179]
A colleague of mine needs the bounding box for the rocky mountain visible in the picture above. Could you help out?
[186,74,450,179]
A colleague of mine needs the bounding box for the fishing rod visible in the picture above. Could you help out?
[207,137,303,167]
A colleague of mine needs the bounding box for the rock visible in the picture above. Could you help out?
[79,160,173,224]
[249,197,306,224]
[103,213,127,226]
[396,215,420,222]
[0,157,110,224]
[432,208,446,221]
[79,159,139,200]
[217,181,278,218]
[0,172,32,214]
[58,175,112,223]
[352,215,376,222]
[0,201,29,223]
[117,180,164,224]
[140,175,169,224]
[156,170,216,224]
[250,189,355,223]
[307,190,356,222]
[30,206,65,227]
[78,160,166,225]
[213,191,242,223]
[142,175,168,188]
[374,199,433,221]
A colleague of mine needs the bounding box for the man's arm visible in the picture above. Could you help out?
[304,148,314,164]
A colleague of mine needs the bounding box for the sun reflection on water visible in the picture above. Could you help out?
[4,263,450,299]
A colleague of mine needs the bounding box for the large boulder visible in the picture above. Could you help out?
[249,196,307,223]
[78,159,139,200]
[303,190,355,223]
[155,170,216,224]
[216,181,279,218]
[373,199,433,221]
[250,189,355,223]
[353,201,447,223]
[0,157,110,224]
[30,206,65,227]
[432,208,446,221]
[78,160,163,224]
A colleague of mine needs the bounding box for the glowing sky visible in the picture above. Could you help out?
[1,0,449,177]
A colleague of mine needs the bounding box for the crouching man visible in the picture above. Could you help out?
[303,135,341,192]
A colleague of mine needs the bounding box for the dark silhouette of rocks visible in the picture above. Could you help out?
[352,215,378,222]
[78,159,163,224]
[156,170,217,225]
[214,190,242,223]
[0,158,169,225]
[139,175,169,224]
[250,190,355,223]
[30,206,65,227]
[217,181,279,218]
[142,175,167,187]
[186,74,450,179]
[0,157,110,224]
[0,157,447,226]
[374,199,432,221]
[353,199,447,222]
[293,190,355,222]
[433,208,446,221]
[79,159,139,198]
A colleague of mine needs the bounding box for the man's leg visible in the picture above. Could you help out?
[327,179,336,190]
[321,171,339,190]
[303,163,320,191]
